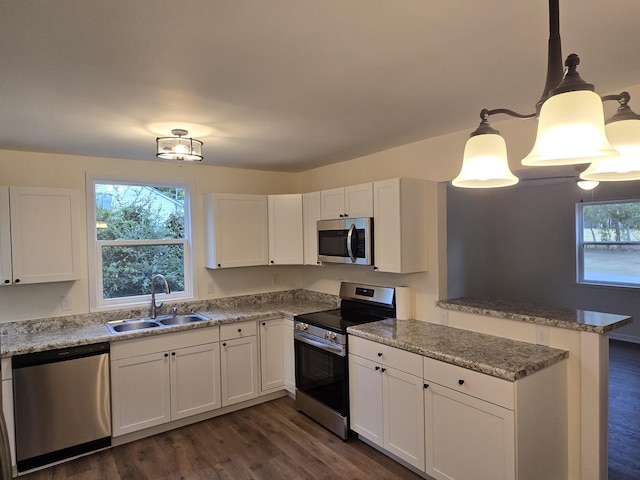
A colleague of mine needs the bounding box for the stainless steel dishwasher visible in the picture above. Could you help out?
[12,342,111,472]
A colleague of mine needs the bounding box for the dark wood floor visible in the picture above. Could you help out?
[20,339,640,480]
[609,339,640,480]
[21,396,422,480]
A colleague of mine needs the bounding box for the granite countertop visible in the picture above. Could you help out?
[436,297,632,334]
[348,319,569,382]
[0,290,338,358]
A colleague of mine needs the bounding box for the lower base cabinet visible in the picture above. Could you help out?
[349,337,425,471]
[220,321,259,407]
[111,328,221,437]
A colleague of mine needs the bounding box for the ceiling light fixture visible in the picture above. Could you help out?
[156,129,203,161]
[576,180,599,191]
[453,0,640,188]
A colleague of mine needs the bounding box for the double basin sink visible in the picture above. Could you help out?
[106,312,210,334]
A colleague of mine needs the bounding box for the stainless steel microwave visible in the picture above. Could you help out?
[317,217,373,265]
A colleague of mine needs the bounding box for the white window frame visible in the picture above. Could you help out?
[576,199,640,289]
[87,176,194,311]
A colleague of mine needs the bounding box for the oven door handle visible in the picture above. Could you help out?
[346,223,356,263]
[294,331,346,357]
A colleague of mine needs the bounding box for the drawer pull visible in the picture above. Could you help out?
[375,366,380,371]
[377,352,383,357]
[381,367,386,373]
[238,328,242,333]
[164,353,169,358]
[424,383,429,389]
[458,379,465,386]
[222,342,227,347]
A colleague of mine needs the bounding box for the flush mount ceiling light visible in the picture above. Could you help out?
[576,179,599,191]
[156,129,203,161]
[453,0,640,188]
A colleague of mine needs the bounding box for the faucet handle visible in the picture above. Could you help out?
[172,306,178,315]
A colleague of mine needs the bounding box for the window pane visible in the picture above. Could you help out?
[583,244,640,286]
[581,203,640,243]
[95,184,185,240]
[101,244,185,299]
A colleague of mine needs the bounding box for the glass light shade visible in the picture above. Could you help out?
[580,119,640,181]
[576,180,599,190]
[156,135,203,161]
[452,133,519,188]
[522,90,620,166]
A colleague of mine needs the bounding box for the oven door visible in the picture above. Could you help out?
[294,331,348,416]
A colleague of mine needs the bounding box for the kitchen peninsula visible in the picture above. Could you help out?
[436,298,632,480]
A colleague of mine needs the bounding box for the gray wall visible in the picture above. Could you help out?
[447,179,640,342]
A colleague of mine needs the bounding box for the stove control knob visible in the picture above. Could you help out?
[330,333,337,341]
[300,323,308,331]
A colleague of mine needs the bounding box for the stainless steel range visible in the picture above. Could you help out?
[294,282,395,440]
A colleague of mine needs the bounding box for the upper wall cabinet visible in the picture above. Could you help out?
[268,194,303,265]
[303,192,322,265]
[320,183,373,219]
[0,186,80,286]
[204,193,269,269]
[373,178,428,274]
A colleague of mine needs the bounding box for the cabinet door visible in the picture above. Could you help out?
[268,194,303,265]
[424,382,515,480]
[320,187,345,219]
[0,187,11,286]
[344,183,373,218]
[259,318,285,393]
[170,343,221,420]
[303,191,322,265]
[348,354,383,447]
[220,335,259,406]
[111,352,171,436]
[383,366,425,470]
[282,319,295,393]
[373,179,402,273]
[8,187,80,284]
[204,193,268,268]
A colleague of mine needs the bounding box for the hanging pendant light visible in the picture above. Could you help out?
[522,54,619,167]
[156,129,203,161]
[580,92,640,181]
[453,110,519,188]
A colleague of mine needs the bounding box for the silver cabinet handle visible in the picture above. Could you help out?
[346,223,356,263]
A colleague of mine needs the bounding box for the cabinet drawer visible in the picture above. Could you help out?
[220,321,257,341]
[349,336,422,377]
[112,326,219,360]
[423,357,514,410]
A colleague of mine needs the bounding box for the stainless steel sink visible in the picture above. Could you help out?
[105,318,160,334]
[157,313,209,326]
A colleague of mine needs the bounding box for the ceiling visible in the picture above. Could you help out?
[2,0,640,173]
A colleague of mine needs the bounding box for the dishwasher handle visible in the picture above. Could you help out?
[12,342,110,369]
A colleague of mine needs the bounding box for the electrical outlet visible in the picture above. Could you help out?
[206,282,214,294]
[535,326,550,346]
[60,295,72,311]
[272,274,280,286]
[438,309,448,325]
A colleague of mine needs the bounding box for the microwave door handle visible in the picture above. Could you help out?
[346,224,356,263]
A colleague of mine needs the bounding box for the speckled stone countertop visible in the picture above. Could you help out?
[348,319,569,381]
[0,289,338,358]
[436,298,632,334]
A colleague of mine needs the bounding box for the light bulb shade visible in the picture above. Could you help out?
[452,133,519,188]
[522,90,620,166]
[580,119,640,181]
[576,180,599,190]
[156,134,203,161]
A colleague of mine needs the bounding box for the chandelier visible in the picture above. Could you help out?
[452,0,640,188]
[156,129,203,162]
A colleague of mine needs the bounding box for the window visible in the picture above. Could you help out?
[576,200,640,288]
[89,180,192,309]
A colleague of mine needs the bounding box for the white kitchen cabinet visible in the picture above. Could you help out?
[423,357,567,480]
[268,194,303,265]
[320,183,373,219]
[0,186,80,286]
[349,336,425,470]
[282,318,295,393]
[111,327,221,437]
[1,358,16,469]
[220,321,259,406]
[259,318,285,394]
[204,193,269,269]
[373,178,428,274]
[302,191,322,265]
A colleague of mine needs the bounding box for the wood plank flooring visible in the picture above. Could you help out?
[20,397,422,480]
[609,339,640,480]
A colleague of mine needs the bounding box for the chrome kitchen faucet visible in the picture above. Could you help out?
[150,274,170,319]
